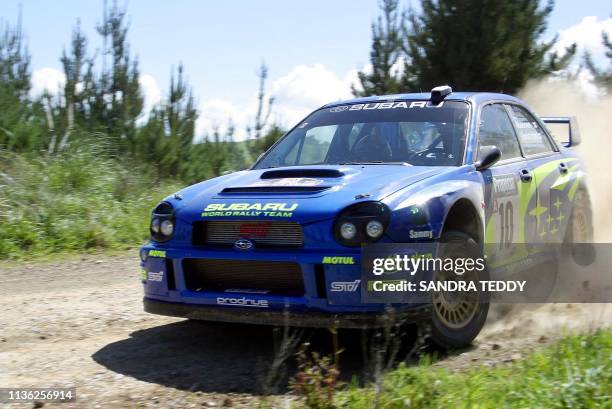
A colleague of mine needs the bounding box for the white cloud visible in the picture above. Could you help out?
[139,74,163,114]
[272,64,355,108]
[30,67,65,98]
[553,16,612,67]
[270,64,359,128]
[195,63,362,141]
[197,98,253,140]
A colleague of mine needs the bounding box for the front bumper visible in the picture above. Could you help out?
[144,297,431,328]
[140,244,432,324]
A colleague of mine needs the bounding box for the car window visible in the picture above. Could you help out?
[477,104,522,161]
[254,101,469,168]
[299,125,337,164]
[507,105,555,156]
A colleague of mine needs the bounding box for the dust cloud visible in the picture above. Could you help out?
[518,79,612,241]
[482,80,612,338]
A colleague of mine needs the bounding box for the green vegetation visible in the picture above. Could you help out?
[1,0,610,260]
[0,147,182,259]
[0,3,282,259]
[585,30,612,92]
[331,330,611,408]
[354,0,577,96]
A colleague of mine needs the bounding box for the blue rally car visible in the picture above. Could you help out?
[141,86,592,348]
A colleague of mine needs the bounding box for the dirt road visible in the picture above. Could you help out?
[1,252,610,408]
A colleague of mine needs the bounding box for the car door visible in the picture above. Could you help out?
[506,104,569,244]
[477,103,535,265]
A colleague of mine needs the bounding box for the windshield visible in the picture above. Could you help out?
[254,100,469,169]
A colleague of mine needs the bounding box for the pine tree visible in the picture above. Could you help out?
[136,64,198,181]
[48,20,94,153]
[401,0,576,94]
[165,64,198,178]
[247,63,274,139]
[0,16,43,151]
[250,125,284,160]
[584,31,612,92]
[352,0,404,97]
[167,64,197,149]
[95,0,143,147]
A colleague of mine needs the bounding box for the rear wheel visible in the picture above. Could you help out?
[565,189,595,266]
[426,230,489,349]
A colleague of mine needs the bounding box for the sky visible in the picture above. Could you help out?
[2,0,611,139]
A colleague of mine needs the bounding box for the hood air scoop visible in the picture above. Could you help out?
[219,168,342,195]
[220,185,330,195]
[260,168,344,179]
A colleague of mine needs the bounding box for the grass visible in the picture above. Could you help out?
[0,147,182,260]
[331,329,611,408]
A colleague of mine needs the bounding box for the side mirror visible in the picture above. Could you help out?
[475,146,501,171]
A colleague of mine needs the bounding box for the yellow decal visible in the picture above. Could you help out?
[202,202,298,218]
[322,256,355,265]
[148,250,166,258]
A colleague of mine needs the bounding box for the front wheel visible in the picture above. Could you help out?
[425,230,489,349]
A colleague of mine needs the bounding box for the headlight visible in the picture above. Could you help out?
[151,218,161,233]
[150,201,175,242]
[334,201,390,246]
[340,222,357,240]
[160,220,174,236]
[139,248,148,262]
[366,220,384,238]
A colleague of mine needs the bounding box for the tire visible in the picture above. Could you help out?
[425,230,490,349]
[565,189,595,266]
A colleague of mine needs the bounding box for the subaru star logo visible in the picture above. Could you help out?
[329,105,348,112]
[234,239,254,250]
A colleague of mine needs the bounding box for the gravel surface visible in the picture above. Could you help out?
[1,252,610,408]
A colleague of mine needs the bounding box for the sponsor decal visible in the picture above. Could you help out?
[251,178,323,187]
[239,222,270,238]
[330,101,444,113]
[409,229,433,239]
[216,296,269,308]
[322,256,355,265]
[492,174,518,197]
[148,249,166,258]
[330,280,361,292]
[140,269,147,281]
[147,271,164,282]
[202,202,298,218]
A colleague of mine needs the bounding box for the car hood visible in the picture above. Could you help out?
[175,164,447,224]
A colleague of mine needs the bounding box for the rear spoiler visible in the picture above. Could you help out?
[541,116,581,148]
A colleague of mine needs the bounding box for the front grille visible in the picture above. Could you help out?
[193,220,304,247]
[183,259,304,296]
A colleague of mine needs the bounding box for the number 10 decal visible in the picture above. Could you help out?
[498,201,514,249]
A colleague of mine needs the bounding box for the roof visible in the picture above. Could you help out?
[321,91,524,108]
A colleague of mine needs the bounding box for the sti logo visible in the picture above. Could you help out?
[330,280,361,292]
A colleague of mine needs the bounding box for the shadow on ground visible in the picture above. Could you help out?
[92,320,447,395]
